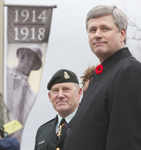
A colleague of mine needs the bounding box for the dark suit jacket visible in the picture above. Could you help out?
[34,115,72,150]
[64,47,141,150]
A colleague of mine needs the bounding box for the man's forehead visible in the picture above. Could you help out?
[51,82,75,89]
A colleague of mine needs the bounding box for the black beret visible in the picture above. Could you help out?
[47,69,79,90]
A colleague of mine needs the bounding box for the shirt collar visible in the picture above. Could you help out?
[58,109,77,124]
[56,109,77,132]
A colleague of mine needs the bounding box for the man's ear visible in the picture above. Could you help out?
[78,88,83,100]
[48,92,52,103]
[120,29,126,42]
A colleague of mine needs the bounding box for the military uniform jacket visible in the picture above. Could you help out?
[64,47,141,150]
[34,115,72,150]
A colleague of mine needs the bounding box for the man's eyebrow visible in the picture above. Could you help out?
[51,87,58,90]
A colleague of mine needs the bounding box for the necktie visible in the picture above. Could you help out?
[57,118,67,139]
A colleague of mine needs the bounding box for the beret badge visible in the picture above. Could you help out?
[64,71,70,79]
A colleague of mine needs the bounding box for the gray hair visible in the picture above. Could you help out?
[74,83,80,90]
[86,5,128,44]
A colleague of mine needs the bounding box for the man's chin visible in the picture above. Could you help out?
[57,106,68,112]
[95,46,105,51]
[93,47,108,55]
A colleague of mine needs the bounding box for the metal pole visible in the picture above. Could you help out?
[0,0,4,95]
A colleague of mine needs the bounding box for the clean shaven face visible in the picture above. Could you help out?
[87,15,126,63]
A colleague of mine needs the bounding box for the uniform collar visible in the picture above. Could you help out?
[92,47,132,81]
[56,109,77,133]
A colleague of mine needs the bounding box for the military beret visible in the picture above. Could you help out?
[47,69,79,90]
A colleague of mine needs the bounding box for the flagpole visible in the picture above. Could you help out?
[0,0,4,95]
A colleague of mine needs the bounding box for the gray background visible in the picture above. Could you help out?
[3,0,141,149]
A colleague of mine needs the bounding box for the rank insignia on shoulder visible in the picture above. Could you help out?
[64,71,70,79]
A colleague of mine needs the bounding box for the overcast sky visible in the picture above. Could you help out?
[3,0,141,149]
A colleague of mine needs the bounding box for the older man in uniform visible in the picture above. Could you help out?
[34,69,82,150]
[64,5,141,150]
[7,45,42,142]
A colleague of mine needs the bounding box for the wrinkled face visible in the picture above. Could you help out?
[48,82,82,117]
[87,15,126,63]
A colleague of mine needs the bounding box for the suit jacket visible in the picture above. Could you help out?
[34,115,73,150]
[64,47,141,150]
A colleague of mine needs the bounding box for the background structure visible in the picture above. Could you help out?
[3,0,141,149]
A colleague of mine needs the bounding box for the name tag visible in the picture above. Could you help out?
[38,140,45,145]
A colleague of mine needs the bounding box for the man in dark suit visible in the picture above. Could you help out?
[34,69,82,150]
[63,5,141,150]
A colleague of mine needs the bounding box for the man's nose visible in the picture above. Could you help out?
[58,90,65,98]
[95,29,102,38]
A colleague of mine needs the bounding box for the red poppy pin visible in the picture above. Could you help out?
[95,64,103,75]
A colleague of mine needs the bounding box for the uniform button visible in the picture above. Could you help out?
[56,148,60,150]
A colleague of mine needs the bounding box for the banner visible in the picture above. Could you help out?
[6,5,55,144]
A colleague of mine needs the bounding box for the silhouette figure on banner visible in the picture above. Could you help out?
[7,45,42,142]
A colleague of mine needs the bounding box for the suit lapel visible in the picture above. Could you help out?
[48,115,58,144]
